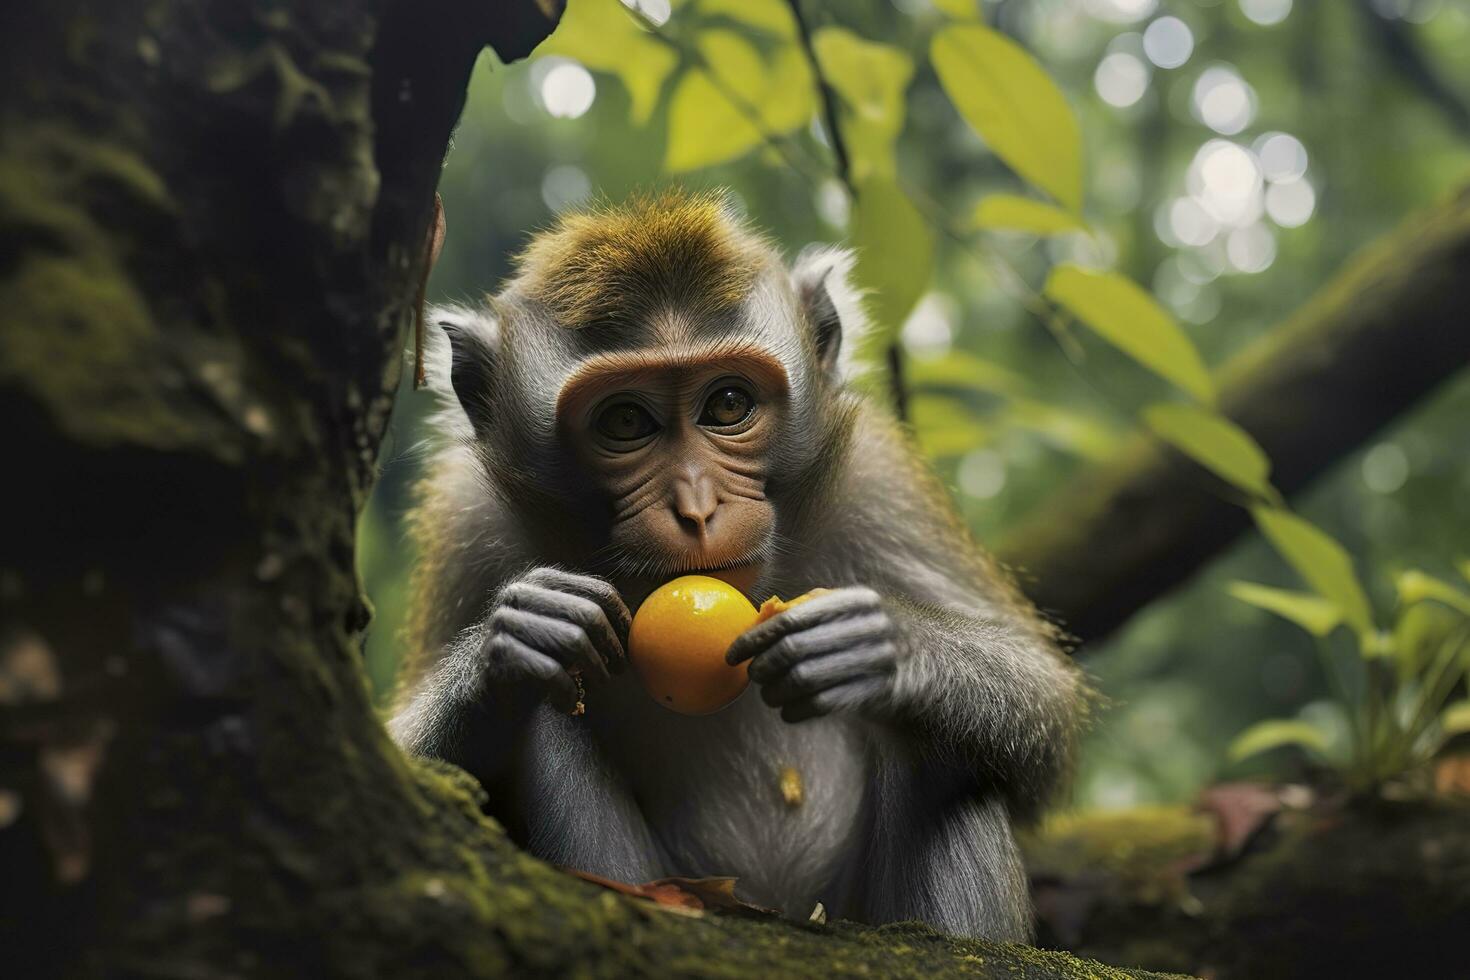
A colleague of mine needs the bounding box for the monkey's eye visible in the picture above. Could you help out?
[699,386,755,427]
[595,402,659,443]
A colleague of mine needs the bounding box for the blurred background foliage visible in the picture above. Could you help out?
[359,0,1470,810]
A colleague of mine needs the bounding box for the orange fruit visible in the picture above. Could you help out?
[628,575,759,715]
[756,588,833,624]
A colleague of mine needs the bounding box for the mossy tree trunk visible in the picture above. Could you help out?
[0,3,1167,977]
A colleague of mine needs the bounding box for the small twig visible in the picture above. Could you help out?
[784,0,855,196]
[885,343,910,422]
[786,0,923,420]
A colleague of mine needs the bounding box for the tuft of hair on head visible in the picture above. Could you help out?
[510,187,775,329]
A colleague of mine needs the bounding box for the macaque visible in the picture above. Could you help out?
[388,190,1083,940]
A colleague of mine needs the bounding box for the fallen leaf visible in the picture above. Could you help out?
[1196,782,1286,859]
[1434,753,1470,798]
[565,870,778,916]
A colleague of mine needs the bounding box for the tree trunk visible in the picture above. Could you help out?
[0,3,1165,976]
[1024,793,1470,979]
[1001,186,1470,645]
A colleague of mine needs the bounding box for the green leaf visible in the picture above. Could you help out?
[906,351,1029,398]
[1251,506,1374,639]
[1227,581,1343,638]
[971,194,1086,236]
[1458,559,1470,586]
[696,0,797,39]
[1396,570,1470,615]
[851,177,934,345]
[1228,719,1330,763]
[812,28,913,180]
[664,31,813,172]
[1044,265,1215,404]
[541,0,678,125]
[1441,700,1470,737]
[1143,403,1272,497]
[1394,601,1464,683]
[930,24,1082,211]
[932,0,981,18]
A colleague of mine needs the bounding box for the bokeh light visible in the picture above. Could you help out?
[814,178,850,229]
[958,449,1008,499]
[1255,131,1309,181]
[535,59,596,119]
[1095,51,1150,108]
[1191,65,1256,135]
[1083,0,1159,24]
[1239,0,1293,27]
[900,294,955,358]
[540,164,592,212]
[619,0,671,27]
[1188,139,1264,226]
[1142,16,1194,69]
[1226,222,1277,273]
[1265,178,1316,227]
[1362,442,1411,494]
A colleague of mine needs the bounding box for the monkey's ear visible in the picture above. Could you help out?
[790,245,869,379]
[421,303,500,437]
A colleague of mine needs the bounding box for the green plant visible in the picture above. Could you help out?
[1227,563,1470,792]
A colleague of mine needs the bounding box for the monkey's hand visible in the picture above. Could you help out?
[481,567,631,713]
[726,587,899,723]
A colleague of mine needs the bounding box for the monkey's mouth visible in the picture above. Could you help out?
[693,563,762,595]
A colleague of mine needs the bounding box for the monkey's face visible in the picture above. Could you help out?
[434,190,859,601]
[555,346,787,594]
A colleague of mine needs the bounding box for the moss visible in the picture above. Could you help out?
[0,124,250,459]
[1023,806,1216,885]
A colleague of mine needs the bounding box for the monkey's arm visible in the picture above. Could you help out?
[390,566,630,784]
[884,595,1082,818]
[727,587,1080,816]
[388,447,630,786]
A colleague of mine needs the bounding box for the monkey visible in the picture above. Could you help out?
[387,189,1084,941]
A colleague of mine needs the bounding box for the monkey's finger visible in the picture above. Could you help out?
[758,645,895,708]
[490,607,612,684]
[523,568,633,647]
[486,633,580,712]
[779,676,892,724]
[501,582,625,671]
[726,587,884,665]
[743,612,890,682]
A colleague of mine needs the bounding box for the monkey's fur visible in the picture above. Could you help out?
[389,190,1084,940]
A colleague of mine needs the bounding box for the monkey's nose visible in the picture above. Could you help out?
[672,471,719,543]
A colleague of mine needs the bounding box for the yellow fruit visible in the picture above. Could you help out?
[628,575,759,715]
[756,588,833,624]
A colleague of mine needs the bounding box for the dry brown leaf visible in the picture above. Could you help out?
[565,869,778,915]
[1196,781,1285,859]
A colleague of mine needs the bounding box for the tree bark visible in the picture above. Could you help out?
[0,3,1165,977]
[1000,186,1470,645]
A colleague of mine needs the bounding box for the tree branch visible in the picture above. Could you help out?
[1000,184,1470,645]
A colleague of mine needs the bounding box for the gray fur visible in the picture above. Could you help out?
[389,220,1083,941]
